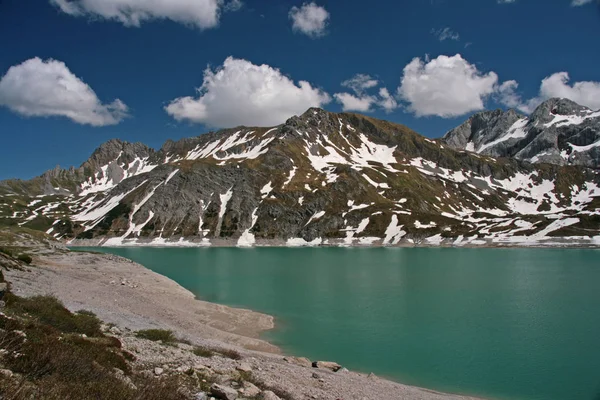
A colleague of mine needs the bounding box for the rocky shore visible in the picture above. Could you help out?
[0,228,483,400]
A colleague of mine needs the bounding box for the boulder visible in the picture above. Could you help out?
[261,391,281,400]
[241,382,260,397]
[154,367,164,376]
[236,363,252,373]
[210,383,238,400]
[311,361,342,372]
[283,356,312,368]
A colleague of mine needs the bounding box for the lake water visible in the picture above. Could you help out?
[81,247,600,400]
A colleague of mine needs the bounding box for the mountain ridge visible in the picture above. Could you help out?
[442,98,600,168]
[1,106,599,248]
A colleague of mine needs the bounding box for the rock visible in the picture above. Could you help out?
[260,391,281,400]
[0,301,5,308]
[0,369,13,378]
[139,370,154,379]
[311,372,320,379]
[337,367,349,373]
[154,367,164,376]
[312,361,342,372]
[210,383,238,400]
[0,283,7,300]
[283,356,312,368]
[109,326,121,335]
[241,382,260,397]
[236,363,252,373]
[194,393,208,400]
[367,372,377,379]
[194,364,212,372]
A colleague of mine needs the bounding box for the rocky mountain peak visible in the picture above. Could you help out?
[442,98,600,168]
[529,98,590,125]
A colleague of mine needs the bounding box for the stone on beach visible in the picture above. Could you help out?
[312,361,342,372]
[210,383,238,400]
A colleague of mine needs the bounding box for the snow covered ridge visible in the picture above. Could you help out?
[443,98,600,169]
[2,106,600,247]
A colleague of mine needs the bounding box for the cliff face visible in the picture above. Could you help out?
[1,108,599,247]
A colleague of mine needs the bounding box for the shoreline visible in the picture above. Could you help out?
[67,236,600,249]
[2,241,487,399]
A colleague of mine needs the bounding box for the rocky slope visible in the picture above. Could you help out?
[442,98,600,168]
[1,107,599,247]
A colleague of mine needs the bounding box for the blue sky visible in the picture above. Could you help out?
[0,0,599,180]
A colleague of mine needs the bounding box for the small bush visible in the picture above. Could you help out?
[6,295,103,337]
[0,269,4,282]
[135,329,177,344]
[0,247,13,256]
[192,346,215,358]
[0,290,198,400]
[17,254,32,264]
[216,347,242,360]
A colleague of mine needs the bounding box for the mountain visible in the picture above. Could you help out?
[442,98,600,168]
[1,107,599,247]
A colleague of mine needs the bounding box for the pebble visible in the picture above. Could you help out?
[154,367,164,376]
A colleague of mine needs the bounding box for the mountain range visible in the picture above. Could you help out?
[1,98,599,247]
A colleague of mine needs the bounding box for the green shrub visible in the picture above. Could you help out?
[0,247,13,256]
[6,295,103,337]
[135,329,177,344]
[0,290,197,400]
[17,254,32,264]
[216,347,242,360]
[192,346,215,358]
[0,269,4,283]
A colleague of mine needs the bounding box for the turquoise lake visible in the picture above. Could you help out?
[81,247,600,400]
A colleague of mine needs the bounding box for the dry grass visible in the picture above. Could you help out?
[0,292,195,400]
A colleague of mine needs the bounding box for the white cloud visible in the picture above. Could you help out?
[341,74,378,95]
[496,80,522,109]
[165,57,331,127]
[224,0,243,12]
[398,54,499,117]
[507,72,600,113]
[49,0,241,29]
[571,0,593,6]
[431,27,460,41]
[497,0,517,3]
[334,93,375,112]
[378,88,398,112]
[334,74,397,113]
[0,57,128,126]
[289,2,329,38]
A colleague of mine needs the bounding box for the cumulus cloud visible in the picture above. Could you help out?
[49,0,241,29]
[496,80,522,109]
[333,93,375,112]
[289,2,329,38]
[341,74,378,95]
[0,57,128,126]
[571,0,593,5]
[398,54,499,117]
[165,57,331,127]
[431,27,460,41]
[378,88,398,112]
[334,74,397,113]
[503,72,600,113]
